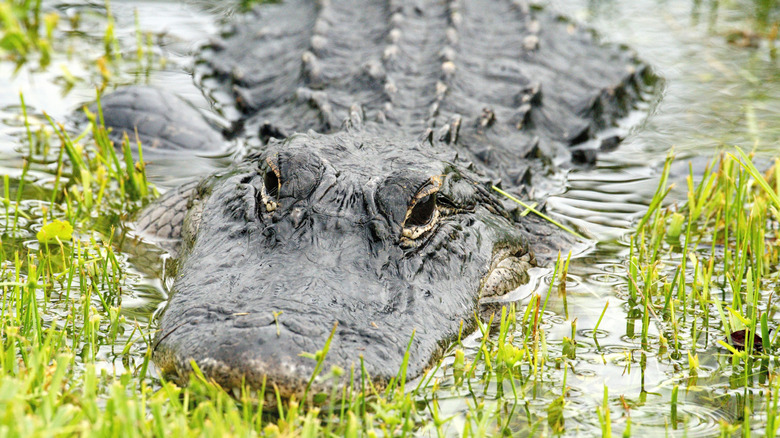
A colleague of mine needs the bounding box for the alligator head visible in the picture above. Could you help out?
[152,121,539,400]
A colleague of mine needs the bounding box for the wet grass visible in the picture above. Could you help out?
[632,149,778,357]
[493,185,586,239]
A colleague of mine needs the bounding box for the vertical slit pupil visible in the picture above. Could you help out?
[264,170,279,198]
[407,193,436,227]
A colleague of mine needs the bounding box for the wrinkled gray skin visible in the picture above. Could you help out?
[105,0,653,400]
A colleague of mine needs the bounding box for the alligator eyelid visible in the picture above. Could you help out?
[265,156,281,179]
[413,185,437,203]
[436,195,459,210]
[410,174,443,202]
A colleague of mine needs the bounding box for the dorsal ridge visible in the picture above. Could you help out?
[344,103,365,131]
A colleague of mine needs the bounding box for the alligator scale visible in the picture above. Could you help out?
[103,0,652,400]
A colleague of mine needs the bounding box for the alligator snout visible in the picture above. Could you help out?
[154,242,439,399]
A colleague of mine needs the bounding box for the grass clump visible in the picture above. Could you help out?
[0,0,165,91]
[631,149,779,356]
[0,90,158,434]
[627,147,780,434]
[0,0,56,68]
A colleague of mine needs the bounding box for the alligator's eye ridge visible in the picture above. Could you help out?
[406,193,436,227]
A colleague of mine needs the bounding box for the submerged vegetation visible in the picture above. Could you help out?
[1,0,780,436]
[688,0,778,51]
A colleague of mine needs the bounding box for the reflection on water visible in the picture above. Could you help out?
[0,0,778,435]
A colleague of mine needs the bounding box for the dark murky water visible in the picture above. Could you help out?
[0,0,778,435]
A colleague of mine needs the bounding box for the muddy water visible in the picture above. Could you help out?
[0,0,778,436]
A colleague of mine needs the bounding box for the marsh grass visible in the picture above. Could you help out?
[632,150,778,356]
[694,0,779,50]
[629,148,780,435]
[493,185,586,239]
[1,0,164,91]
[0,0,55,68]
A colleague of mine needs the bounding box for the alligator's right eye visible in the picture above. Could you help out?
[402,183,441,240]
[259,159,281,212]
[406,193,436,227]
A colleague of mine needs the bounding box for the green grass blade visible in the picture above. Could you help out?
[492,186,585,239]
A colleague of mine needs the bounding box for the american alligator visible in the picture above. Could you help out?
[105,0,653,401]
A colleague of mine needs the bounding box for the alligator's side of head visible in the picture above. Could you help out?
[153,123,536,398]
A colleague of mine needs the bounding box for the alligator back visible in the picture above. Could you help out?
[200,0,652,183]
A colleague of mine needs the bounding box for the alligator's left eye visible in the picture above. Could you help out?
[259,158,281,212]
[402,191,440,239]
